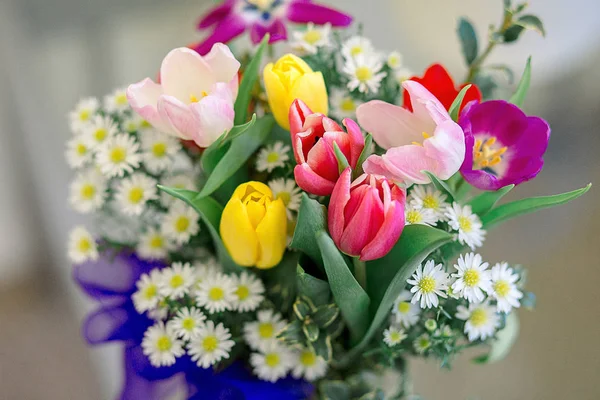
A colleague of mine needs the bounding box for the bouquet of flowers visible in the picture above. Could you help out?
[65,1,590,399]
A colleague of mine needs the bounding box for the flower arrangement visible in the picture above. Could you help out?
[66,1,590,399]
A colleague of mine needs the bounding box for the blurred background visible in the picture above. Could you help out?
[0,0,598,399]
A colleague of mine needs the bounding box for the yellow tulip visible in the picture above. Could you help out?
[220,181,287,269]
[263,54,328,130]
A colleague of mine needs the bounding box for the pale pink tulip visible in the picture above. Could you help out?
[127,44,240,148]
[356,80,465,185]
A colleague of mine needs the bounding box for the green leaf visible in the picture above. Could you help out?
[290,194,327,268]
[457,18,479,66]
[423,171,456,202]
[481,184,591,229]
[198,115,274,198]
[320,381,351,400]
[468,184,514,215]
[311,334,333,362]
[234,35,269,125]
[333,142,350,174]
[303,322,320,342]
[354,133,373,178]
[293,298,313,320]
[515,15,546,37]
[214,114,257,147]
[262,251,299,311]
[296,265,330,305]
[156,186,241,272]
[503,24,525,43]
[508,56,531,107]
[313,304,340,328]
[278,320,304,345]
[474,312,520,363]
[448,84,472,122]
[316,231,370,344]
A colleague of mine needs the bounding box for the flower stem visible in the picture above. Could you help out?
[353,258,367,290]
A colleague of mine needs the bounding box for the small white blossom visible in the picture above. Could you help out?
[409,185,449,221]
[383,326,407,347]
[451,253,492,303]
[69,169,107,213]
[195,273,236,314]
[404,203,438,226]
[161,203,200,245]
[343,54,386,94]
[407,259,450,309]
[231,272,265,312]
[83,115,118,150]
[103,87,130,114]
[456,302,500,341]
[69,97,99,133]
[114,173,158,216]
[67,226,98,264]
[187,320,235,368]
[489,263,523,313]
[137,227,174,261]
[329,89,363,119]
[65,135,93,169]
[445,202,486,250]
[142,322,185,367]
[169,307,207,341]
[413,333,432,354]
[392,290,421,328]
[132,269,163,314]
[250,341,295,383]
[341,36,375,60]
[140,130,181,174]
[244,309,287,352]
[95,133,141,178]
[158,262,195,299]
[394,67,413,85]
[291,22,331,55]
[291,348,328,381]
[386,51,403,69]
[268,178,301,219]
[256,141,290,173]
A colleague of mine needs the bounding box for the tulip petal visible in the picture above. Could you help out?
[263,63,292,130]
[328,168,352,246]
[360,196,405,261]
[160,48,215,101]
[339,187,385,256]
[127,78,174,134]
[192,15,247,56]
[255,199,287,269]
[287,1,353,26]
[190,88,235,148]
[197,0,234,29]
[203,43,241,95]
[250,19,288,44]
[289,99,313,143]
[220,198,259,267]
[291,72,329,119]
[157,95,198,141]
[294,163,336,196]
[402,80,449,125]
[342,118,365,167]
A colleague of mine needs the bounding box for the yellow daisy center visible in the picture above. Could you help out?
[236,285,250,300]
[77,238,92,253]
[470,308,488,327]
[175,216,190,232]
[303,30,322,45]
[143,284,157,300]
[300,351,317,366]
[128,187,144,204]
[388,55,400,68]
[350,46,363,56]
[458,215,472,232]
[79,109,91,121]
[109,147,126,163]
[277,191,291,206]
[258,323,274,339]
[156,335,172,352]
[265,353,280,367]
[390,331,404,342]
[149,235,163,249]
[463,269,480,287]
[76,143,88,155]
[494,280,510,297]
[397,301,411,314]
[115,93,128,106]
[355,66,373,82]
[406,210,422,224]
[422,195,439,209]
[418,276,436,294]
[202,335,218,352]
[140,120,152,129]
[473,136,507,170]
[340,98,356,112]
[208,287,224,301]
[170,274,184,288]
[80,184,96,200]
[418,337,430,349]
[94,128,107,142]
[182,317,195,331]
[152,142,167,158]
[266,152,279,163]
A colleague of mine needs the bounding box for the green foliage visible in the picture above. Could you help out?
[448,84,473,122]
[508,56,531,107]
[260,251,299,311]
[468,184,514,215]
[354,134,373,178]
[234,35,269,125]
[514,15,546,37]
[333,142,350,174]
[290,194,328,268]
[423,171,456,202]
[296,265,331,305]
[213,114,257,147]
[457,18,479,66]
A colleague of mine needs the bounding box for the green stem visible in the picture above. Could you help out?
[353,258,367,291]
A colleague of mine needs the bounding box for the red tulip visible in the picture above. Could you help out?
[328,168,406,261]
[403,63,481,114]
[289,99,364,196]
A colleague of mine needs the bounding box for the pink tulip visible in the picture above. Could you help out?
[289,99,364,196]
[328,168,405,261]
[127,44,240,148]
[356,80,465,185]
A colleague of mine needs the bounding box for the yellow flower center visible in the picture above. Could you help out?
[80,184,96,200]
[128,187,144,204]
[397,301,411,314]
[94,128,107,142]
[258,323,274,339]
[175,216,190,232]
[355,66,373,82]
[143,284,157,300]
[422,195,439,209]
[152,143,167,158]
[418,337,430,349]
[77,238,92,253]
[236,285,250,300]
[265,353,280,367]
[76,143,88,155]
[109,147,126,163]
[494,280,511,297]
[463,269,480,287]
[418,276,436,294]
[390,331,404,342]
[149,235,163,249]
[202,335,218,352]
[208,287,224,301]
[388,55,400,68]
[350,46,363,56]
[340,98,356,112]
[115,93,128,106]
[277,191,291,207]
[470,308,488,327]
[406,210,422,224]
[170,275,184,288]
[79,109,91,121]
[182,317,195,331]
[303,30,322,45]
[140,120,152,129]
[300,351,317,366]
[473,137,507,170]
[266,152,279,163]
[458,216,472,233]
[156,336,172,352]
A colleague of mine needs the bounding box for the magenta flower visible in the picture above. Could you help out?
[328,168,406,261]
[459,100,550,191]
[193,0,353,55]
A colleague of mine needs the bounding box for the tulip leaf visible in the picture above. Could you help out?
[474,312,520,364]
[332,142,350,174]
[448,84,472,122]
[457,18,479,66]
[468,184,514,215]
[423,171,456,202]
[338,226,452,366]
[214,114,257,147]
[508,56,531,107]
[290,194,327,268]
[316,231,370,345]
[481,184,591,229]
[156,186,241,272]
[234,34,269,125]
[297,265,331,306]
[199,115,275,198]
[353,133,373,178]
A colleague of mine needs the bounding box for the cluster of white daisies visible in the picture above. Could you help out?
[65,92,201,264]
[382,252,524,353]
[405,185,486,250]
[135,259,328,383]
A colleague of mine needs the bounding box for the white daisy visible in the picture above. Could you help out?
[103,87,130,114]
[132,269,164,314]
[187,320,235,368]
[343,54,386,94]
[148,305,169,321]
[137,227,175,261]
[159,174,197,207]
[268,178,301,219]
[383,326,407,347]
[386,51,403,69]
[250,341,294,383]
[445,203,486,250]
[169,307,207,341]
[409,185,449,220]
[68,169,107,214]
[122,113,151,133]
[69,97,99,133]
[329,89,363,119]
[83,115,118,150]
[140,130,181,174]
[489,262,523,313]
[67,226,98,264]
[394,67,413,85]
[158,262,196,299]
[65,135,93,169]
[232,272,265,312]
[451,253,492,303]
[291,22,331,55]
[244,309,287,352]
[407,259,450,309]
[95,133,141,178]
[192,258,222,288]
[404,203,438,226]
[341,36,375,60]
[456,302,500,341]
[114,173,158,216]
[161,203,200,245]
[413,333,432,354]
[256,141,290,173]
[391,290,421,328]
[291,347,328,381]
[195,272,236,314]
[141,322,185,367]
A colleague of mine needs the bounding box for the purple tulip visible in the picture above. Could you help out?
[459,100,550,191]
